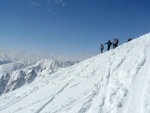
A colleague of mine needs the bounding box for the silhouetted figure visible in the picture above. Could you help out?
[100,44,104,53]
[128,38,132,42]
[116,38,119,47]
[113,38,119,48]
[105,40,112,51]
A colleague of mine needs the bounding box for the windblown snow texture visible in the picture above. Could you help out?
[0,33,150,113]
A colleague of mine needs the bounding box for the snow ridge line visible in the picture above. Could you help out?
[34,83,69,113]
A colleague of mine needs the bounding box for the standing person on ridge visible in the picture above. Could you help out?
[116,38,119,47]
[113,38,117,49]
[113,38,119,48]
[100,44,104,53]
[105,40,112,51]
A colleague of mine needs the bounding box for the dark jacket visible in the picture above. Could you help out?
[105,41,112,46]
[105,40,112,50]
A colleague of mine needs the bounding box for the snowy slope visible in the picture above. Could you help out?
[0,33,150,113]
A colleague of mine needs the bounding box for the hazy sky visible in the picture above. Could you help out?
[0,0,150,56]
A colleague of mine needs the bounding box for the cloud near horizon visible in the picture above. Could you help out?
[30,0,66,7]
[47,0,66,6]
[30,1,41,7]
[29,0,66,12]
[56,0,66,6]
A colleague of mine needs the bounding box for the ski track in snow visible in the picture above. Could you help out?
[0,94,28,111]
[13,95,54,113]
[34,83,70,113]
[34,97,55,113]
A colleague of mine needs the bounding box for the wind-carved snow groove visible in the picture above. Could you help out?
[35,83,70,113]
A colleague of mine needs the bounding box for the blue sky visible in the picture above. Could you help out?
[0,0,150,56]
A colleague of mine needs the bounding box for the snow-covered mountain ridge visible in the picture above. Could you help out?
[0,33,150,113]
[0,56,79,96]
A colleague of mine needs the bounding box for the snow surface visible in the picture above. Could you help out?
[0,33,150,113]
